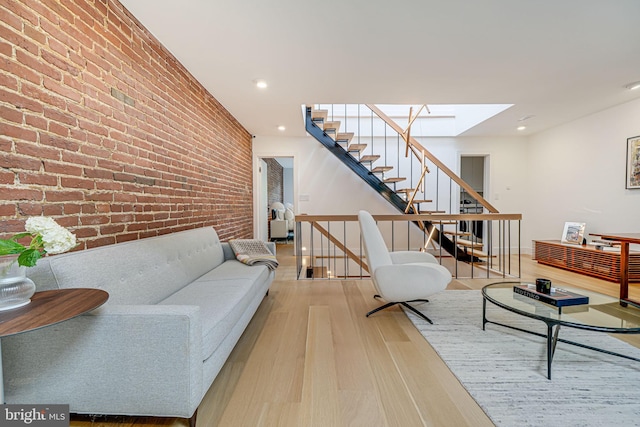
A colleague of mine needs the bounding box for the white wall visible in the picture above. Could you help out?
[253,133,528,255]
[525,97,640,247]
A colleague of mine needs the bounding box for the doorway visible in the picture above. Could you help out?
[459,155,489,242]
[258,157,294,242]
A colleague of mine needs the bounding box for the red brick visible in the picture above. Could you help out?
[0,186,43,200]
[0,23,39,55]
[44,190,84,202]
[20,83,65,110]
[43,204,64,216]
[86,236,116,249]
[18,171,57,186]
[0,204,17,217]
[0,170,14,184]
[0,105,23,124]
[16,50,63,82]
[17,202,43,216]
[0,0,254,248]
[61,176,95,190]
[44,161,82,176]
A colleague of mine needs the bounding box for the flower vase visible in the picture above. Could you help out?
[0,254,36,311]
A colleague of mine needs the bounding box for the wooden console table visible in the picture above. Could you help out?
[590,233,640,307]
[532,240,640,283]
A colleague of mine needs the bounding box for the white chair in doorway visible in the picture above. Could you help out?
[357,210,452,323]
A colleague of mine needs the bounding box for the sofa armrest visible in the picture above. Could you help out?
[3,304,203,418]
[221,241,276,261]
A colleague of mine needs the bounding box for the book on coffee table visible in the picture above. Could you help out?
[513,285,589,307]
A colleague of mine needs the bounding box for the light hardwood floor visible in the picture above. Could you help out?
[72,244,640,427]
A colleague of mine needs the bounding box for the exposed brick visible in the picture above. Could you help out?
[44,190,84,202]
[60,176,96,190]
[0,204,17,217]
[17,202,43,216]
[44,161,82,176]
[17,171,57,186]
[43,204,64,216]
[0,170,14,184]
[0,0,254,250]
[0,187,43,201]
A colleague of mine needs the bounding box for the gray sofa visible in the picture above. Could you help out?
[2,226,275,422]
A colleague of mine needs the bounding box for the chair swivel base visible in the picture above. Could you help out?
[366,298,434,324]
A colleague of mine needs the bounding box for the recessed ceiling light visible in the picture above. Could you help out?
[624,81,640,90]
[517,125,527,131]
[277,125,286,131]
[254,79,268,89]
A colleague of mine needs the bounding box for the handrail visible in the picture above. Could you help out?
[298,213,521,222]
[366,104,498,213]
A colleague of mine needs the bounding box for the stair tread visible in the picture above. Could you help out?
[312,109,328,122]
[384,177,406,183]
[323,121,340,133]
[348,144,367,152]
[464,247,494,257]
[444,231,471,236]
[409,199,433,203]
[360,155,380,163]
[371,166,393,173]
[335,132,354,143]
[457,238,483,248]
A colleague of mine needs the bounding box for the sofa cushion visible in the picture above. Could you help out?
[41,227,225,305]
[158,264,270,360]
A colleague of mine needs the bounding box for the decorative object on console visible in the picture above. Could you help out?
[560,221,586,245]
[626,135,640,189]
[0,217,76,311]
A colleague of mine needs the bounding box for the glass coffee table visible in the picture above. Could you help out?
[482,281,640,379]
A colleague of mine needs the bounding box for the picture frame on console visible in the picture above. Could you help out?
[561,221,586,245]
[626,135,640,189]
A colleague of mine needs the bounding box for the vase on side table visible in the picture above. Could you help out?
[0,254,36,311]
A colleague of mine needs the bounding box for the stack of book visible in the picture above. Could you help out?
[513,284,589,307]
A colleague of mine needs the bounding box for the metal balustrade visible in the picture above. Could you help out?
[295,214,522,280]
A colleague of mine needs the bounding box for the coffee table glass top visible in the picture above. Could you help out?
[483,281,640,332]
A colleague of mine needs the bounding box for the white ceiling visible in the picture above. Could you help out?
[119,0,640,138]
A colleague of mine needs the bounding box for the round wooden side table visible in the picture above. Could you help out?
[0,288,109,402]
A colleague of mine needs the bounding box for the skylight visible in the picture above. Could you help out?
[312,104,513,137]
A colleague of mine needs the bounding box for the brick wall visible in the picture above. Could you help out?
[0,0,254,249]
[264,158,283,209]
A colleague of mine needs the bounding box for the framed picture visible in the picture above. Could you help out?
[627,135,640,189]
[561,222,586,245]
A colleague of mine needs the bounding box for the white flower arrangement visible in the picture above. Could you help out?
[0,216,77,267]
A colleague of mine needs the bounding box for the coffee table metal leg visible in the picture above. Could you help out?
[546,324,553,379]
[482,297,487,331]
[546,323,562,380]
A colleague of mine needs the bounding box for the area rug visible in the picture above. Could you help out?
[404,290,640,427]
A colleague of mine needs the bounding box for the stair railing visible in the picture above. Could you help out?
[295,214,522,280]
[307,104,503,261]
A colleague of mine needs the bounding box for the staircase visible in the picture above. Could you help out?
[304,104,498,262]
